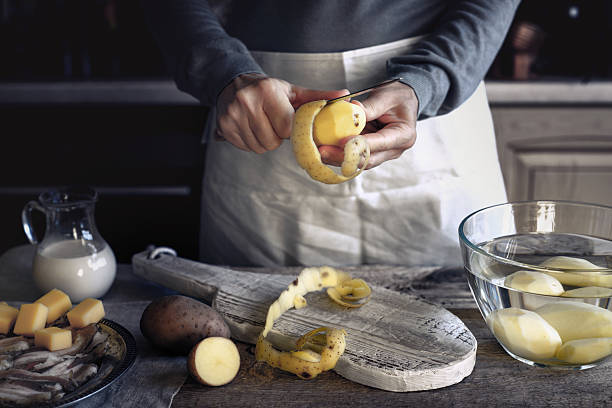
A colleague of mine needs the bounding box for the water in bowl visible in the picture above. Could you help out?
[466,232,612,369]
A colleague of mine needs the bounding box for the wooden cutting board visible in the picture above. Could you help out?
[131,250,476,392]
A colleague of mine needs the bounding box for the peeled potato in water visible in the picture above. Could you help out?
[540,256,611,288]
[556,337,612,364]
[504,270,564,296]
[488,307,561,361]
[562,286,612,298]
[535,302,612,343]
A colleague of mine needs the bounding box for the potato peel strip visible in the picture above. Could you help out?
[255,266,371,380]
[292,100,370,184]
[327,278,372,307]
[261,266,350,338]
[255,327,346,379]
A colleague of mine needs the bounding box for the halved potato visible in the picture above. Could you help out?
[188,337,240,386]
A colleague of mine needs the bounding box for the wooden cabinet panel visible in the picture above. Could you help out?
[491,107,612,206]
[514,151,612,203]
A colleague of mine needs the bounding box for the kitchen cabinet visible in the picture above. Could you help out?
[487,81,612,206]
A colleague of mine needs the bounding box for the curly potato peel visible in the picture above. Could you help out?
[292,100,370,184]
[255,266,372,380]
[256,327,346,380]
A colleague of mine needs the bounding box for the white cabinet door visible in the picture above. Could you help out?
[491,107,612,206]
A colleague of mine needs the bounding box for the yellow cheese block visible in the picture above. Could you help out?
[13,303,48,337]
[35,289,72,324]
[0,303,19,334]
[34,327,72,351]
[67,298,105,328]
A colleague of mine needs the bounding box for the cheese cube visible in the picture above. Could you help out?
[67,298,105,328]
[13,303,48,337]
[0,303,19,334]
[35,289,72,324]
[34,327,72,351]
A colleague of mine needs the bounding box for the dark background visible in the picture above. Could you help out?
[0,0,611,262]
[0,0,207,262]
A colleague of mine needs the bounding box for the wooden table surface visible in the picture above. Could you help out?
[170,267,612,408]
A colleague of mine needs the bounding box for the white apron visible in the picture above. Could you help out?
[200,37,507,267]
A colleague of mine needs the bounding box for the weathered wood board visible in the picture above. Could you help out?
[131,249,476,392]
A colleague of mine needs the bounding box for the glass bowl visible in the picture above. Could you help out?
[459,200,612,369]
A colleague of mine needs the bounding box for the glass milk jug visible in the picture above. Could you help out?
[22,187,116,302]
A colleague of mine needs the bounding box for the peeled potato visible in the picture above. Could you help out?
[188,337,240,386]
[504,270,564,296]
[556,337,612,364]
[562,286,612,298]
[313,101,366,146]
[540,256,603,270]
[535,302,612,342]
[292,100,370,184]
[540,256,611,288]
[488,307,561,361]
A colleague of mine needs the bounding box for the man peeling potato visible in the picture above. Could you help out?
[215,72,418,172]
[144,0,519,267]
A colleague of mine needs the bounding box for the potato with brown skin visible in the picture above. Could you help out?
[140,295,231,355]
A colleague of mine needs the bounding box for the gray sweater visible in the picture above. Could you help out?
[144,0,520,118]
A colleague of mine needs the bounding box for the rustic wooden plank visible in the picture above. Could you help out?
[172,308,612,408]
[408,268,478,309]
[239,265,477,309]
[132,251,476,392]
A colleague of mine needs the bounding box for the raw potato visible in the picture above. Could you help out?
[562,286,612,298]
[540,256,612,288]
[556,337,612,364]
[140,295,230,355]
[540,256,604,270]
[535,302,612,342]
[313,101,366,146]
[188,337,240,386]
[488,307,561,361]
[292,100,370,184]
[504,271,564,296]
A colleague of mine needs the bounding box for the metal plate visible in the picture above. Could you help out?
[35,319,138,408]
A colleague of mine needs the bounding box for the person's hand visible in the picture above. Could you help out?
[318,82,419,169]
[216,73,348,153]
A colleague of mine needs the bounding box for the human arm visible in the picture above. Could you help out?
[143,0,347,152]
[389,0,521,119]
[322,0,521,168]
[142,0,263,107]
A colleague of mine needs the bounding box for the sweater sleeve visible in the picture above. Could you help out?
[388,0,521,119]
[142,0,264,106]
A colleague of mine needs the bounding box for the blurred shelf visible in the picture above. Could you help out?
[0,80,200,105]
[2,79,612,106]
[486,80,612,106]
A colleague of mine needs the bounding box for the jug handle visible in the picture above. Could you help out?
[22,200,45,244]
